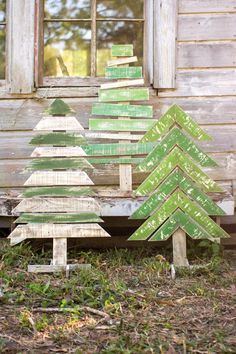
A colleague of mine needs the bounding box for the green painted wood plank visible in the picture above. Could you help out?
[105,67,142,79]
[89,119,153,132]
[88,157,143,165]
[27,158,93,171]
[140,104,211,143]
[92,103,153,118]
[131,169,225,220]
[44,99,75,116]
[15,213,102,224]
[30,133,87,146]
[149,210,212,241]
[99,88,149,102]
[83,142,155,156]
[137,127,217,172]
[135,147,223,196]
[111,44,133,57]
[23,187,95,198]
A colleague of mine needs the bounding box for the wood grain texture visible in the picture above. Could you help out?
[99,88,149,102]
[92,103,153,118]
[100,79,144,89]
[111,45,133,57]
[12,197,101,214]
[34,116,84,131]
[15,213,102,224]
[7,0,35,93]
[53,238,67,266]
[9,223,111,245]
[89,119,153,131]
[154,0,177,88]
[28,264,91,273]
[172,229,189,266]
[31,147,87,157]
[28,158,93,170]
[30,133,87,146]
[83,142,155,156]
[179,0,236,13]
[23,171,94,186]
[105,67,142,79]
[22,186,95,198]
[178,14,236,41]
[107,56,137,67]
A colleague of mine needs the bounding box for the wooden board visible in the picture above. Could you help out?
[108,56,137,67]
[179,0,236,13]
[24,171,94,186]
[31,147,87,157]
[34,116,84,131]
[99,88,149,102]
[28,264,91,273]
[15,213,103,224]
[22,186,95,198]
[105,67,142,79]
[28,158,93,170]
[83,142,155,156]
[88,157,143,165]
[100,79,144,90]
[30,133,87,146]
[89,119,153,132]
[92,103,153,118]
[9,223,111,245]
[12,197,100,214]
[111,44,133,57]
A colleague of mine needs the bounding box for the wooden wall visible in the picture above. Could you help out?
[0,0,236,235]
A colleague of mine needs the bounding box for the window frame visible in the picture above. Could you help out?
[35,0,153,87]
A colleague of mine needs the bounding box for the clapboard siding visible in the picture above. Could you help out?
[178,14,236,41]
[178,42,236,68]
[179,0,236,14]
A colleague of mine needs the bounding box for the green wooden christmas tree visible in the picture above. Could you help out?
[8,99,110,273]
[128,105,230,266]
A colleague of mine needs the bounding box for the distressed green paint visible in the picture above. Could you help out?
[137,127,217,172]
[111,44,133,57]
[15,213,102,224]
[44,99,75,116]
[131,169,225,220]
[92,103,153,118]
[140,104,211,143]
[83,142,155,156]
[23,187,95,198]
[88,157,143,165]
[30,133,87,146]
[89,119,153,132]
[99,88,149,102]
[149,210,212,241]
[135,147,223,196]
[27,158,93,171]
[105,67,142,79]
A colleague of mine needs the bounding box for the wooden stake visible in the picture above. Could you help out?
[172,229,189,267]
[53,238,67,266]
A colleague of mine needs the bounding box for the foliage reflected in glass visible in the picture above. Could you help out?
[97,0,143,19]
[44,22,91,77]
[0,27,5,79]
[97,22,143,76]
[45,0,91,19]
[0,0,6,22]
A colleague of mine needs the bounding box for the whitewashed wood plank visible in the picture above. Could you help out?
[53,238,67,266]
[172,229,189,267]
[9,224,111,245]
[101,79,144,89]
[7,0,35,93]
[179,14,236,41]
[24,171,94,186]
[107,57,138,67]
[159,69,236,97]
[178,42,236,68]
[154,0,177,88]
[31,147,87,157]
[28,264,91,273]
[12,197,101,214]
[34,116,84,131]
[179,0,236,14]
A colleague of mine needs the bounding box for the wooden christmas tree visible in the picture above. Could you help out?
[8,99,110,273]
[128,105,230,266]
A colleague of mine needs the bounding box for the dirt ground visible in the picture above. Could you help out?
[0,240,235,354]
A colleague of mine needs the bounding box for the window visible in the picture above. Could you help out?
[37,0,148,86]
[0,0,6,80]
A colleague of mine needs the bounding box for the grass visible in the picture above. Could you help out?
[0,239,235,353]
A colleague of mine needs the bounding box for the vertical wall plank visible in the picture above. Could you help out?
[7,0,35,93]
[153,0,178,88]
[144,0,154,85]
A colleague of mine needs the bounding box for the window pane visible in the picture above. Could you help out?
[45,0,91,19]
[0,0,6,22]
[97,0,143,19]
[97,21,143,76]
[0,26,5,79]
[44,22,91,77]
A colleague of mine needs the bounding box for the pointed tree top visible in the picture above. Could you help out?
[44,99,75,116]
